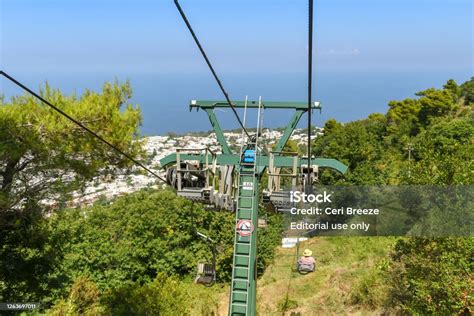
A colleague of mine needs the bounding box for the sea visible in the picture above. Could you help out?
[1,70,471,136]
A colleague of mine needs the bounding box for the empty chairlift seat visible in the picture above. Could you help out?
[195,263,216,285]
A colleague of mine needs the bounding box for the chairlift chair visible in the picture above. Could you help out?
[195,262,216,286]
[166,148,217,204]
[194,231,217,286]
[297,261,315,274]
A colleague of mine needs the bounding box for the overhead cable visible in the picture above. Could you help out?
[307,0,314,183]
[174,0,251,138]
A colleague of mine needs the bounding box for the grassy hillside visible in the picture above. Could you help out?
[216,237,397,315]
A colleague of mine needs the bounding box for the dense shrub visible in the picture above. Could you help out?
[45,188,282,311]
[101,273,189,315]
[48,276,105,316]
[388,237,473,314]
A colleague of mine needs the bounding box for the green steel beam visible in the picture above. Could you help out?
[203,108,232,154]
[160,153,348,174]
[190,100,322,110]
[273,109,305,154]
[228,164,260,315]
[161,99,346,316]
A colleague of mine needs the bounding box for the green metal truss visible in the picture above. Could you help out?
[159,99,347,316]
[160,153,347,174]
[189,99,322,110]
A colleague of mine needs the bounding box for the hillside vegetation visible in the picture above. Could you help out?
[217,237,397,315]
[257,236,470,315]
[0,78,473,315]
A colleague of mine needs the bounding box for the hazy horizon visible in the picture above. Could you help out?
[1,70,471,135]
[1,0,472,135]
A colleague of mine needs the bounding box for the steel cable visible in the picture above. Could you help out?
[174,0,251,139]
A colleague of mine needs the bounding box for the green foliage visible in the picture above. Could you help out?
[179,282,222,316]
[0,81,142,304]
[313,115,392,184]
[388,238,473,315]
[460,77,474,105]
[386,79,461,136]
[323,118,342,136]
[101,273,189,316]
[45,188,281,310]
[256,208,283,275]
[416,87,458,127]
[48,276,105,316]
[48,189,234,294]
[281,139,299,154]
[314,78,472,186]
[277,296,298,312]
[350,268,390,309]
[48,273,193,316]
[387,98,421,136]
[408,113,474,184]
[0,80,142,207]
[312,78,473,314]
[99,274,222,315]
[258,237,398,314]
[443,79,462,98]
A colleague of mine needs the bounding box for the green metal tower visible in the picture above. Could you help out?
[230,150,260,315]
[160,99,347,316]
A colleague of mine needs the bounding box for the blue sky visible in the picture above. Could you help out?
[0,0,473,134]
[1,0,472,74]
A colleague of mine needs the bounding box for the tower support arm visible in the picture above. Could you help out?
[190,100,321,110]
[204,108,232,154]
[273,109,305,154]
[160,153,348,174]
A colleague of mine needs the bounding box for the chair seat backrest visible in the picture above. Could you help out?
[197,262,215,276]
[298,262,314,272]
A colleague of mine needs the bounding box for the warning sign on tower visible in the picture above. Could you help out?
[236,219,254,237]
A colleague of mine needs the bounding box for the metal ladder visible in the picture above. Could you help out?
[228,97,263,316]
